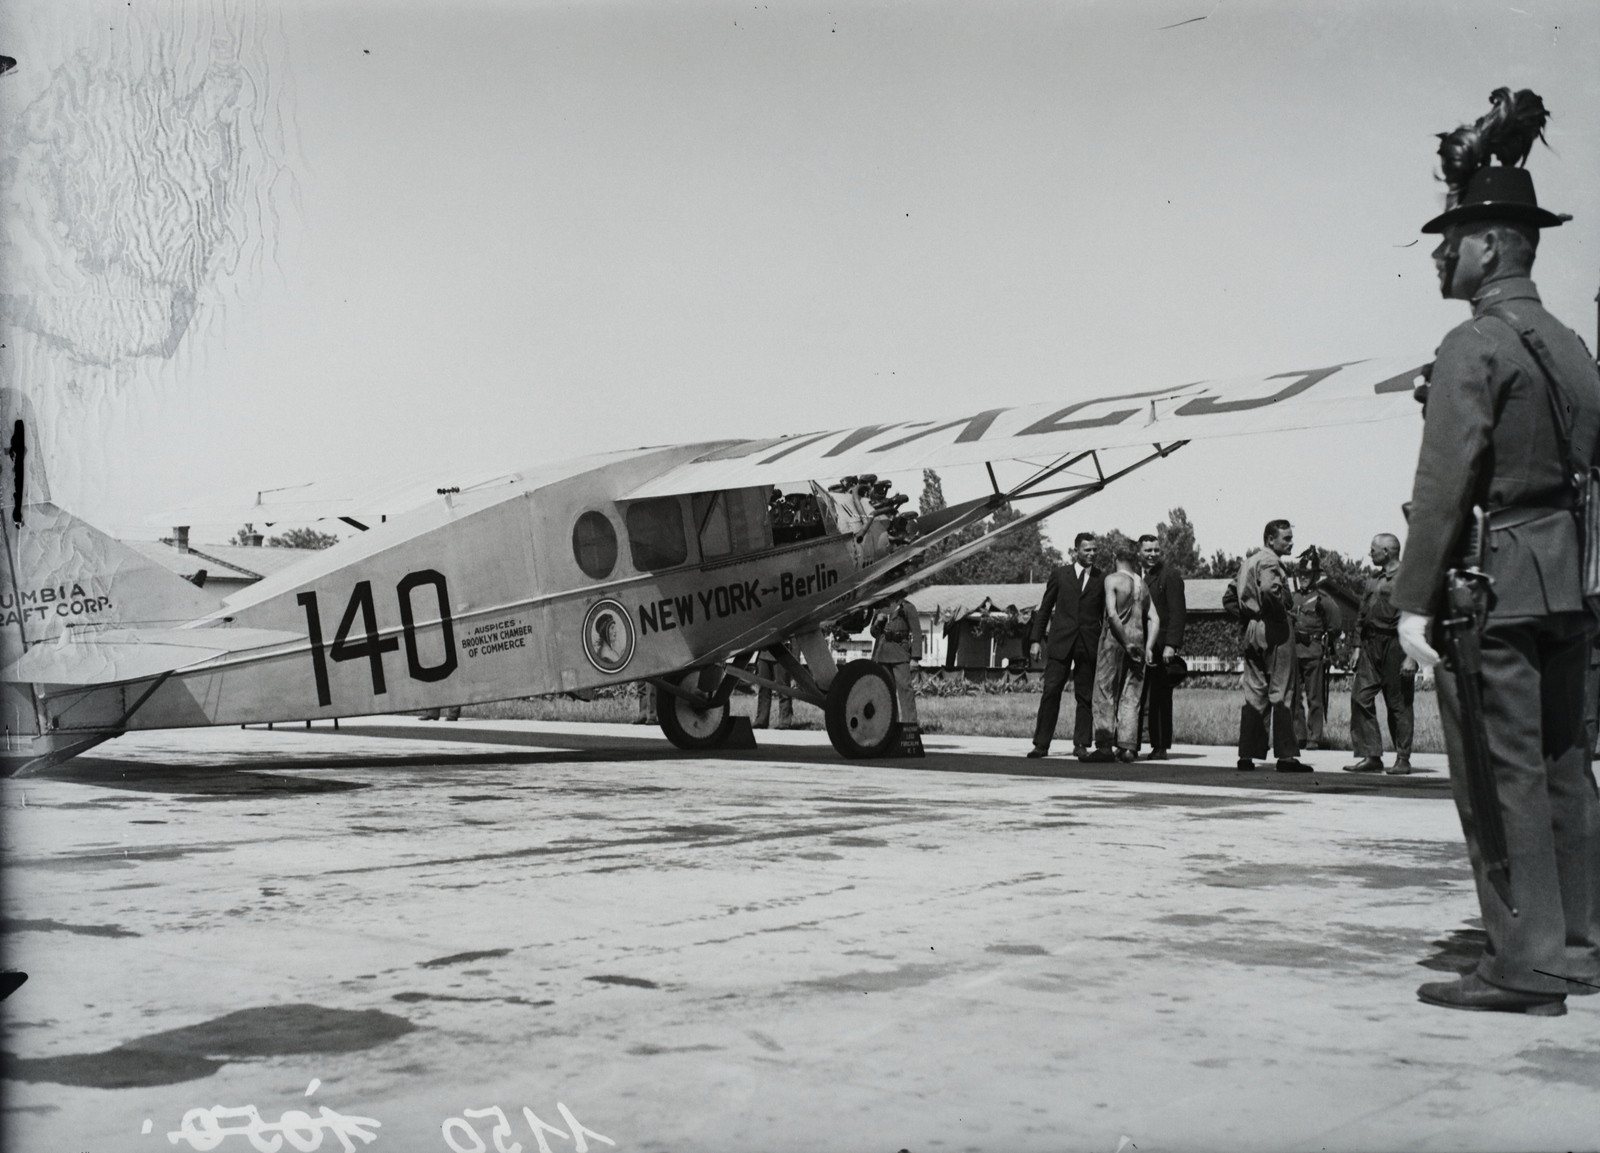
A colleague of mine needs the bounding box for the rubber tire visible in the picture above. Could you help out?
[824,660,900,759]
[657,669,736,750]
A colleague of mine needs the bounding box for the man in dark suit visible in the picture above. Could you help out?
[1138,533,1188,759]
[1026,532,1104,758]
[1395,89,1600,1016]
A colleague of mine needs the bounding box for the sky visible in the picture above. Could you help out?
[2,0,1597,562]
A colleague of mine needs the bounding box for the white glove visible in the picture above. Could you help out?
[1398,610,1440,669]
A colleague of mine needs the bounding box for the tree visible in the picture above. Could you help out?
[1091,528,1138,573]
[910,471,1062,586]
[266,527,340,550]
[1194,548,1245,579]
[1310,547,1367,600]
[1155,507,1203,575]
[939,505,1063,584]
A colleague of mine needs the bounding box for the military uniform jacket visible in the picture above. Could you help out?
[870,599,923,664]
[1292,588,1341,658]
[1394,276,1600,618]
[1357,566,1402,635]
[1030,563,1105,660]
[1145,561,1188,652]
[1236,549,1293,649]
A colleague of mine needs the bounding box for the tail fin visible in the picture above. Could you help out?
[3,388,220,769]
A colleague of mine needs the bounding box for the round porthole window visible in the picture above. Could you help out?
[572,511,619,580]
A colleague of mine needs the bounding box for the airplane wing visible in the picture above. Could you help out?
[144,358,1423,527]
[142,449,686,530]
[624,356,1426,497]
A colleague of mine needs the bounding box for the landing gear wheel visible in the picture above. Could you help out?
[657,669,736,750]
[824,660,899,758]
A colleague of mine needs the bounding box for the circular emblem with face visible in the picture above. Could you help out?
[582,599,635,674]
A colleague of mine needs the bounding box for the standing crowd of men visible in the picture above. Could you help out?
[1020,522,1422,777]
[1027,85,1600,1017]
[1025,531,1188,763]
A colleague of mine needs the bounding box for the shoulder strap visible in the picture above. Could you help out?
[1481,304,1584,485]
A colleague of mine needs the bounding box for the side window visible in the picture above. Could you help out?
[625,498,688,571]
[572,511,618,580]
[728,487,773,553]
[693,492,732,559]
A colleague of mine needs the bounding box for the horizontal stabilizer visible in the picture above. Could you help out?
[4,627,303,686]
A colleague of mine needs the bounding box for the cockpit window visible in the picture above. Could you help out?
[625,498,688,571]
[572,511,618,579]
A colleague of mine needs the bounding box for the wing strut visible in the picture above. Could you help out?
[694,440,1190,666]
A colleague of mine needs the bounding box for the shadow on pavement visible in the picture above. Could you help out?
[329,724,1454,799]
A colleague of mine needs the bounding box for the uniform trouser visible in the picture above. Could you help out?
[1588,639,1600,756]
[754,658,793,728]
[1142,656,1175,751]
[887,661,919,726]
[1436,613,1600,994]
[1033,639,1096,750]
[1350,632,1415,759]
[1238,637,1298,760]
[1093,633,1145,751]
[1291,651,1327,746]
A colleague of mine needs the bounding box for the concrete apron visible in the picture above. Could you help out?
[3,721,1596,1153]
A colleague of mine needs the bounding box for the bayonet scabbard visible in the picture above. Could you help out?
[1439,567,1516,915]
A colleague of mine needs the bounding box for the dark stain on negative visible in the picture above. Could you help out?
[2,918,140,938]
[1199,862,1467,890]
[586,975,660,989]
[804,963,949,993]
[418,948,513,968]
[392,993,552,1007]
[1512,1044,1600,1090]
[1,1004,415,1088]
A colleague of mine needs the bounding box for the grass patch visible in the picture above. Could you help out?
[463,683,1442,752]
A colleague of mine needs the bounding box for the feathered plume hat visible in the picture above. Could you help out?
[1422,87,1571,233]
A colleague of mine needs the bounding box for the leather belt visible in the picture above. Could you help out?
[1487,505,1573,531]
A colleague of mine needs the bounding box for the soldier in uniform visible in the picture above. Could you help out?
[753,645,794,729]
[1343,534,1417,773]
[1289,551,1341,750]
[870,597,924,735]
[1234,520,1312,773]
[1395,89,1600,1015]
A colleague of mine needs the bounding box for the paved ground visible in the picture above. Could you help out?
[3,719,1598,1153]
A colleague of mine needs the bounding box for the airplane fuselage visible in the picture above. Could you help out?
[29,443,868,738]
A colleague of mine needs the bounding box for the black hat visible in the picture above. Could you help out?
[1423,88,1570,234]
[1165,655,1188,687]
[1423,165,1570,233]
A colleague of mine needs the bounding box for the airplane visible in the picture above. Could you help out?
[0,356,1426,775]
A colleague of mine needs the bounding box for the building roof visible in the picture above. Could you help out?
[188,543,324,579]
[121,540,322,584]
[1184,579,1233,613]
[907,584,1044,619]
